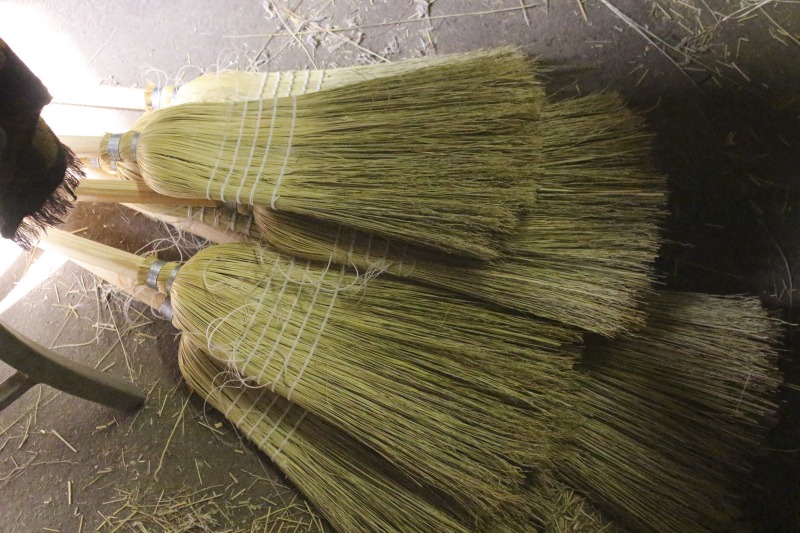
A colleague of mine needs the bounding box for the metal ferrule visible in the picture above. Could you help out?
[165,264,182,295]
[146,259,167,290]
[158,299,174,320]
[106,133,123,162]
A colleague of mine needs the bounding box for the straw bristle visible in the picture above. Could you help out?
[530,476,622,533]
[127,48,542,259]
[161,242,582,522]
[177,337,472,533]
[175,52,499,103]
[562,292,782,532]
[255,92,667,336]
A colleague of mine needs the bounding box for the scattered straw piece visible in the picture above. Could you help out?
[51,429,78,453]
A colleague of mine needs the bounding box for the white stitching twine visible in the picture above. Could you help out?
[316,69,325,91]
[262,258,318,392]
[205,101,236,200]
[281,229,342,400]
[240,254,287,373]
[271,410,307,460]
[246,97,279,206]
[270,71,282,99]
[300,69,311,94]
[232,74,270,204]
[251,259,307,383]
[216,97,251,202]
[258,401,294,450]
[270,95,297,209]
[283,70,296,97]
[277,257,335,398]
[285,264,344,401]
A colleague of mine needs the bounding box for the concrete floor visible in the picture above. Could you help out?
[1,1,800,531]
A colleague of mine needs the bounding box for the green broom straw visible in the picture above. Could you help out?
[67,90,667,336]
[40,228,583,526]
[145,51,491,109]
[42,232,779,530]
[72,259,478,533]
[91,48,543,260]
[64,260,545,533]
[254,93,667,335]
[560,291,781,532]
[177,336,473,533]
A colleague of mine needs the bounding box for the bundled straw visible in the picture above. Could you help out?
[531,476,622,533]
[105,48,542,259]
[146,52,490,108]
[256,93,667,335]
[40,230,583,525]
[177,336,472,533]
[561,292,781,532]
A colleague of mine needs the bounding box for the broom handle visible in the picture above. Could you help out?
[39,229,150,282]
[71,259,166,312]
[77,179,222,207]
[58,135,105,157]
[124,203,254,245]
[51,85,146,111]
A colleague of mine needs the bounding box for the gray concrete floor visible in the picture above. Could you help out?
[1,1,800,531]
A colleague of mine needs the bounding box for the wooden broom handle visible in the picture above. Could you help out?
[50,85,146,111]
[76,179,222,207]
[57,134,105,157]
[38,228,149,281]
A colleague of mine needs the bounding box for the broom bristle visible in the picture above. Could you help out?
[562,291,782,532]
[122,48,542,259]
[158,242,583,521]
[254,92,667,336]
[172,51,498,105]
[177,337,473,533]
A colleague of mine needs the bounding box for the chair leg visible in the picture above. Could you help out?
[0,321,145,411]
[0,371,36,412]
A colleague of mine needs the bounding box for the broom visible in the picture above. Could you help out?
[87,47,542,260]
[67,91,666,336]
[560,291,781,532]
[39,228,583,525]
[65,259,546,533]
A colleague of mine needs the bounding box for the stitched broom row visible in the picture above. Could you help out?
[95,48,543,260]
[40,229,583,526]
[561,292,781,532]
[73,91,666,336]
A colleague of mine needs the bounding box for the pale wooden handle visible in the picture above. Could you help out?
[57,135,105,157]
[51,85,146,110]
[77,179,222,207]
[124,203,254,245]
[39,229,147,281]
[72,260,166,311]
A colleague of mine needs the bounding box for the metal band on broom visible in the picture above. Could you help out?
[88,48,542,260]
[40,228,583,526]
